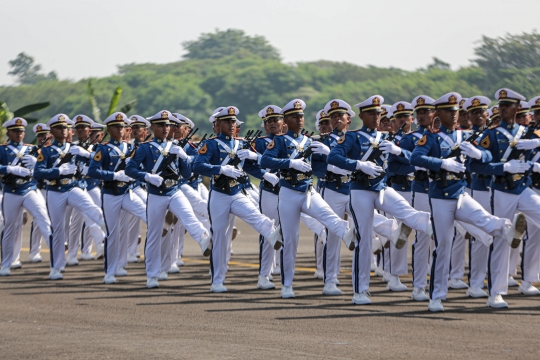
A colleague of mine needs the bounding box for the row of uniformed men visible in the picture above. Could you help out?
[2,89,540,312]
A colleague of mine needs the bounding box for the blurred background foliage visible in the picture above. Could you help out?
[2,29,540,137]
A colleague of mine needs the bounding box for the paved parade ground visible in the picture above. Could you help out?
[1,221,539,359]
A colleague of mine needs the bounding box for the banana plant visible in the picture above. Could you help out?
[0,101,50,140]
[87,80,136,123]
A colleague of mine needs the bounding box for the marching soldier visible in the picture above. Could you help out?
[88,112,147,284]
[34,114,105,280]
[0,118,52,276]
[193,106,282,293]
[125,110,212,288]
[469,88,540,308]
[261,99,355,299]
[411,92,517,311]
[328,95,432,305]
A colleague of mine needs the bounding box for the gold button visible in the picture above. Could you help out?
[444,193,448,196]
[425,188,428,191]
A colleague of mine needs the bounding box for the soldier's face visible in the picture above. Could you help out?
[516,113,531,126]
[414,109,435,128]
[51,126,68,141]
[36,133,48,144]
[467,108,489,128]
[213,121,220,135]
[378,117,393,132]
[395,114,412,132]
[330,113,349,132]
[131,125,147,142]
[179,125,191,139]
[534,110,540,123]
[319,120,332,134]
[218,119,235,137]
[284,114,304,133]
[436,109,458,129]
[359,110,381,130]
[75,125,91,141]
[498,102,518,122]
[266,117,283,135]
[7,129,25,143]
[150,123,170,140]
[458,111,472,129]
[108,124,125,141]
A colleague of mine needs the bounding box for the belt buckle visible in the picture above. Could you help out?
[341,176,350,183]
[60,178,69,185]
[513,174,523,181]
[228,179,237,187]
[16,178,25,185]
[47,180,56,186]
[164,179,175,188]
[117,181,126,187]
[407,175,415,181]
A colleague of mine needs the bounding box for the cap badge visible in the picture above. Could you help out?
[397,103,405,111]
[372,97,381,106]
[58,115,66,122]
[15,119,22,126]
[161,111,169,119]
[293,101,302,110]
[330,101,339,109]
[228,107,236,115]
[472,99,481,107]
[266,107,274,115]
[448,95,457,104]
[417,97,425,105]
[77,116,83,122]
[493,107,499,115]
[37,125,42,131]
[499,90,507,99]
[116,113,123,121]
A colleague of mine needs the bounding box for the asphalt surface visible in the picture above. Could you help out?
[1,220,539,359]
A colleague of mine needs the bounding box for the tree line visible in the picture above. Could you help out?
[2,29,540,136]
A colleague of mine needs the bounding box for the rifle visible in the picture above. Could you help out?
[502,121,540,189]
[433,120,493,187]
[214,129,262,191]
[351,124,406,187]
[103,133,151,194]
[3,134,52,187]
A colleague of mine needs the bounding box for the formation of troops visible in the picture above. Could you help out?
[1,87,540,312]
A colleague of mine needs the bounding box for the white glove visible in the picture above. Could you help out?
[237,149,258,161]
[145,173,163,187]
[58,163,77,175]
[289,158,312,172]
[503,159,531,174]
[69,146,91,159]
[263,172,280,186]
[22,155,37,167]
[516,138,540,150]
[327,164,351,176]
[459,142,482,160]
[113,170,132,182]
[414,166,427,171]
[81,165,89,176]
[310,141,330,156]
[440,158,466,173]
[6,165,32,177]
[219,165,243,179]
[379,140,401,155]
[169,145,188,160]
[355,161,383,177]
[533,163,540,173]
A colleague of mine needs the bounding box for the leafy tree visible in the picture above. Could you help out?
[427,57,451,71]
[8,52,58,85]
[182,29,281,61]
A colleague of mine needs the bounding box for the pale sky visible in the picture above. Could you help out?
[2,0,539,86]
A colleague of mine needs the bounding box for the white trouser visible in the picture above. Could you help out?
[522,192,540,282]
[128,185,147,256]
[1,190,51,269]
[161,223,175,273]
[67,187,103,258]
[209,190,274,285]
[46,188,103,270]
[411,191,431,288]
[29,189,48,258]
[146,191,207,278]
[388,190,413,276]
[467,189,491,289]
[103,191,146,275]
[350,188,431,294]
[508,246,521,276]
[181,183,209,219]
[259,190,279,277]
[429,193,508,300]
[321,188,350,284]
[279,186,348,287]
[448,189,472,282]
[198,182,209,201]
[246,186,260,205]
[489,188,540,295]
